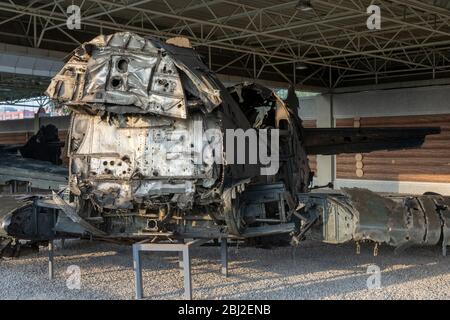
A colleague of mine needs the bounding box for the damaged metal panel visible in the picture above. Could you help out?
[43,33,313,240]
[343,189,391,244]
[416,197,441,245]
[345,188,445,248]
[300,189,450,254]
[0,196,29,237]
[52,192,106,236]
[157,41,223,112]
[0,153,67,190]
[69,111,220,210]
[322,196,354,244]
[0,196,56,241]
[46,33,225,118]
[432,196,450,255]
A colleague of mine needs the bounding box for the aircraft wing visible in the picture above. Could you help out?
[302,127,441,155]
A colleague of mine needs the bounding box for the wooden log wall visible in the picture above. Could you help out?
[336,114,450,183]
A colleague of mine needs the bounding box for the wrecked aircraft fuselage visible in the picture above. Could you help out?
[1,32,449,256]
[43,32,311,240]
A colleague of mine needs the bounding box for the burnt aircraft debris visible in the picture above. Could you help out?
[0,32,448,257]
[20,124,63,165]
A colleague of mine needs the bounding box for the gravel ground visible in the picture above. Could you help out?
[0,239,449,300]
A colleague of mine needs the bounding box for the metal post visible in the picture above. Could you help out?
[9,181,17,194]
[178,251,184,269]
[221,238,228,277]
[182,247,192,300]
[131,239,208,300]
[178,239,184,271]
[48,240,54,280]
[133,245,143,299]
[33,112,40,134]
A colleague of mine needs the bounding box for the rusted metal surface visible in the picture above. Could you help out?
[0,32,446,256]
[300,189,450,255]
[0,195,29,238]
[42,32,312,240]
[46,33,222,118]
[0,153,67,190]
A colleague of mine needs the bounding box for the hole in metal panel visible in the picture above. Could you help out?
[117,58,128,73]
[110,77,122,88]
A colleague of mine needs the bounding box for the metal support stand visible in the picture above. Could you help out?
[48,240,54,280]
[133,238,229,300]
[182,246,192,299]
[443,242,447,257]
[178,239,184,273]
[221,238,228,277]
[133,245,143,298]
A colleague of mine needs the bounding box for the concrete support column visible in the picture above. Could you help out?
[33,113,40,134]
[315,94,335,186]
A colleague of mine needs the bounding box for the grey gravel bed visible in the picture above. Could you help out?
[0,239,449,300]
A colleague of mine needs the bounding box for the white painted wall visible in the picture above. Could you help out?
[301,85,450,120]
[302,94,335,186]
[332,85,450,118]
